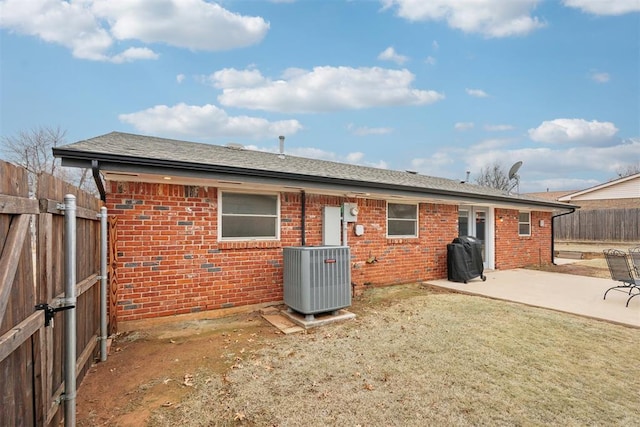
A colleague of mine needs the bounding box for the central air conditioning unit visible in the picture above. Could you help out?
[283,246,351,320]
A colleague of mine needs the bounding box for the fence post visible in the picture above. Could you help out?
[64,194,77,427]
[100,207,108,362]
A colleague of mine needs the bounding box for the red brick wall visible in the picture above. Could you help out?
[494,209,552,270]
[346,200,458,289]
[107,181,552,322]
[108,182,288,322]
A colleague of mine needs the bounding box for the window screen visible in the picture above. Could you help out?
[518,211,531,236]
[388,203,418,237]
[220,192,278,239]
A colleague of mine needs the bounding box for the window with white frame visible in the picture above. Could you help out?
[387,203,418,237]
[219,191,279,240]
[518,211,531,236]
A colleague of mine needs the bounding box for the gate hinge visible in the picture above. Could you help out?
[35,303,75,327]
[54,390,77,405]
[56,203,66,211]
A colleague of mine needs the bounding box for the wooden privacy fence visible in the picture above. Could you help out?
[1,160,102,426]
[554,208,640,242]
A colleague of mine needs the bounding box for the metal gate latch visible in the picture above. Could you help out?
[35,303,75,327]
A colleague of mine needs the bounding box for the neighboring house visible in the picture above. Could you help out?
[557,173,640,209]
[54,132,574,323]
[529,173,640,210]
[529,173,640,243]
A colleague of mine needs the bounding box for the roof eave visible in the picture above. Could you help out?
[54,147,575,211]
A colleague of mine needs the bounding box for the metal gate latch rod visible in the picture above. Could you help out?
[35,303,75,327]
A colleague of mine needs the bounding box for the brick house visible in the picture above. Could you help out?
[54,132,574,324]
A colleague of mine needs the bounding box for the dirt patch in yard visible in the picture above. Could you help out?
[76,313,275,426]
[531,258,611,279]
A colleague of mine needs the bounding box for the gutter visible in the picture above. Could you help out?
[91,160,107,202]
[551,207,577,265]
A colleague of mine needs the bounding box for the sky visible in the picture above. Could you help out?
[1,0,639,193]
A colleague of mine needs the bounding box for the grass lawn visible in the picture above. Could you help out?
[147,285,640,426]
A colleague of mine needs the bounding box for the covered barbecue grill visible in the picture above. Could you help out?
[447,235,487,283]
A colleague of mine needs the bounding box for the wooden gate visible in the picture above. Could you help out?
[0,160,102,426]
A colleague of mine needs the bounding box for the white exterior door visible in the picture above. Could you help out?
[458,207,494,269]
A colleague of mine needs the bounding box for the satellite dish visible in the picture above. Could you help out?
[508,161,523,180]
[507,161,523,194]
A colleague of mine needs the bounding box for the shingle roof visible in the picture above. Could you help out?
[54,131,573,210]
[524,191,575,202]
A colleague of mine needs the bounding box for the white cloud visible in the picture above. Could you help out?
[210,68,266,88]
[346,152,365,163]
[432,40,439,50]
[484,124,515,131]
[347,124,394,136]
[366,159,390,169]
[410,152,456,177]
[382,0,546,37]
[527,177,599,192]
[280,67,309,80]
[407,136,639,192]
[92,0,268,51]
[466,88,489,98]
[463,138,640,191]
[472,138,515,150]
[118,103,302,140]
[424,56,437,65]
[528,118,619,146]
[283,146,337,160]
[377,46,409,64]
[260,146,387,169]
[211,66,445,113]
[454,122,475,131]
[0,0,268,62]
[110,47,159,63]
[0,0,114,61]
[563,0,640,15]
[176,74,186,84]
[590,71,610,83]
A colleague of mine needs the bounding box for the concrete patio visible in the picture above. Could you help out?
[427,268,640,328]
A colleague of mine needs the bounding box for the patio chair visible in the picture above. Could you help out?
[603,249,640,307]
[629,247,640,278]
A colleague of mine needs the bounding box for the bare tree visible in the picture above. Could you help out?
[1,125,95,194]
[2,126,64,173]
[474,161,510,191]
[616,163,640,178]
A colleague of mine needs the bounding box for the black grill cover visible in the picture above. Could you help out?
[447,236,485,283]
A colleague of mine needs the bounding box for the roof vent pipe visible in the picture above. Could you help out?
[278,136,285,159]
